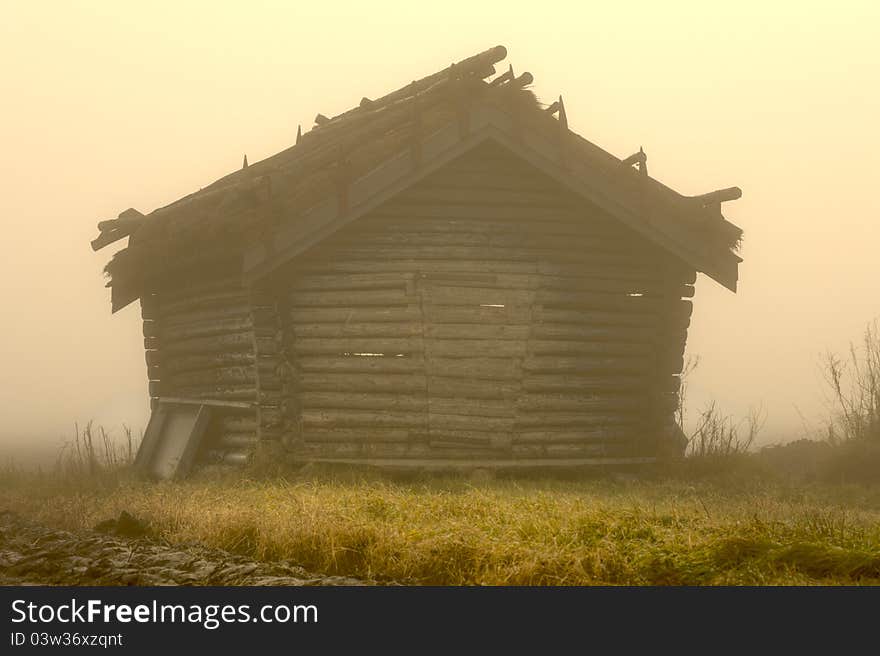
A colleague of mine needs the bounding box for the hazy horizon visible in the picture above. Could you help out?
[2,1,878,461]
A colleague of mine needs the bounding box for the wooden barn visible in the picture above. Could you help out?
[92,46,743,475]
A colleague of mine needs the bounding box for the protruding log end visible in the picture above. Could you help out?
[693,186,743,205]
[490,45,508,64]
[314,113,330,126]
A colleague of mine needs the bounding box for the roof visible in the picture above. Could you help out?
[93,45,743,312]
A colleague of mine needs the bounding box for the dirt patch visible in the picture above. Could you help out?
[0,510,364,586]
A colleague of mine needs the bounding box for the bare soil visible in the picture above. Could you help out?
[0,510,363,586]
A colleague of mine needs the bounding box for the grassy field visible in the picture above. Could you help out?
[4,465,880,585]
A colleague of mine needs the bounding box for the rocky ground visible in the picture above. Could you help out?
[0,510,364,586]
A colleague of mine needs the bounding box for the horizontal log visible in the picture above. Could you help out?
[302,409,427,429]
[217,415,258,432]
[287,272,415,291]
[514,413,641,429]
[294,337,423,355]
[530,324,686,344]
[428,414,515,432]
[168,366,257,388]
[300,392,427,412]
[418,168,562,193]
[537,260,694,283]
[426,339,527,358]
[160,291,250,317]
[428,376,519,399]
[516,393,671,413]
[161,316,254,342]
[538,303,692,326]
[299,372,427,393]
[297,442,435,459]
[343,229,672,259]
[425,323,530,340]
[161,352,257,375]
[522,375,657,394]
[288,306,422,324]
[513,429,641,444]
[513,443,613,457]
[302,428,421,443]
[370,202,588,222]
[424,429,493,446]
[216,433,258,449]
[158,275,243,301]
[357,215,634,239]
[161,331,256,355]
[204,450,250,465]
[535,289,689,311]
[301,258,539,276]
[167,385,261,402]
[427,397,513,417]
[291,322,422,338]
[140,295,159,320]
[427,357,520,380]
[331,245,678,270]
[528,340,665,357]
[392,186,581,209]
[422,304,532,324]
[296,355,425,374]
[288,289,416,307]
[159,303,253,327]
[521,355,655,374]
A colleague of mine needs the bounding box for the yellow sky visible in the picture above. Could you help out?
[1,1,878,455]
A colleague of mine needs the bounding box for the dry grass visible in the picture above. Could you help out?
[3,468,880,585]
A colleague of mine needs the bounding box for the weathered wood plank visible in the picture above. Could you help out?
[161,352,257,375]
[427,357,520,380]
[291,322,422,338]
[162,331,256,355]
[426,339,527,358]
[521,355,655,374]
[289,306,422,324]
[302,428,420,443]
[422,304,532,324]
[287,272,415,291]
[160,316,254,342]
[168,366,257,388]
[428,376,519,399]
[424,323,531,340]
[300,392,427,412]
[288,289,417,307]
[294,337,423,355]
[302,409,427,429]
[297,355,425,373]
[299,373,427,393]
[516,393,667,413]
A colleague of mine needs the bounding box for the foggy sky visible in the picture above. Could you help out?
[2,1,878,458]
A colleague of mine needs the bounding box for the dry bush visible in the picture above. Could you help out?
[687,402,765,458]
[50,421,139,488]
[823,320,880,444]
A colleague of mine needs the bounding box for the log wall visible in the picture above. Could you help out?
[276,142,694,464]
[143,270,275,466]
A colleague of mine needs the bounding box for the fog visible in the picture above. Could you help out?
[1,1,878,460]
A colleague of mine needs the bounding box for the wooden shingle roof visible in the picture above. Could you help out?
[94,45,743,312]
